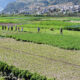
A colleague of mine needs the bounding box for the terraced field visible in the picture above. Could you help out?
[1,30,80,50]
[0,38,80,80]
[0,16,80,80]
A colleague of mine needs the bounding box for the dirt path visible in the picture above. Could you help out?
[70,21,80,23]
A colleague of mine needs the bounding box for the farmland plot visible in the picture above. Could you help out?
[0,16,80,80]
[0,38,80,80]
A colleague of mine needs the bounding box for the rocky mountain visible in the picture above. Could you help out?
[0,0,16,9]
[2,0,80,14]
[16,0,80,5]
[2,2,29,14]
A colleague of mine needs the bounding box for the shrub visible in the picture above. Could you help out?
[18,70,29,78]
[30,73,47,80]
[26,71,33,80]
[0,61,53,80]
[11,67,21,78]
[16,38,21,41]
[50,28,54,31]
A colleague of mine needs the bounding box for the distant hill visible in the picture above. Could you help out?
[16,0,80,5]
[2,0,80,14]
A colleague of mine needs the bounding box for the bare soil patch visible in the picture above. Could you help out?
[70,21,80,23]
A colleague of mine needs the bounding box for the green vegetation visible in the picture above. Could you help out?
[0,16,80,80]
[65,25,80,31]
[0,38,80,80]
[0,16,80,30]
[0,16,80,50]
[0,61,52,80]
[0,30,80,50]
[20,20,80,29]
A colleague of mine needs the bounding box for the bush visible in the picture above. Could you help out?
[0,61,8,75]
[0,61,53,80]
[16,38,21,41]
[26,71,33,80]
[18,70,28,78]
[11,67,21,78]
[50,28,54,31]
[30,73,47,80]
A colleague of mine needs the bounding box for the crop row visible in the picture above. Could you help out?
[0,61,53,80]
[0,16,80,31]
[18,20,80,30]
[1,31,80,50]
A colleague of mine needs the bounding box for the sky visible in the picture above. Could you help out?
[0,0,16,11]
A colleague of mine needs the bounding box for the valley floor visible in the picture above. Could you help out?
[0,38,80,80]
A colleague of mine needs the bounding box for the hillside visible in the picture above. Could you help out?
[17,0,80,5]
[2,0,80,14]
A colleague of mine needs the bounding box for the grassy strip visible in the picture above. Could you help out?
[1,31,80,50]
[0,16,42,24]
[12,33,80,50]
[0,16,80,30]
[0,61,53,80]
[18,20,80,29]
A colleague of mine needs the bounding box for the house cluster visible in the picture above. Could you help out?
[19,4,80,15]
[2,3,80,15]
[34,4,80,15]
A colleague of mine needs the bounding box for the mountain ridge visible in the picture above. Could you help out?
[16,0,80,5]
[2,0,80,15]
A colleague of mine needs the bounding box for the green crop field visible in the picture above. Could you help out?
[0,16,80,80]
[0,16,80,50]
[0,29,80,50]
